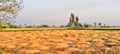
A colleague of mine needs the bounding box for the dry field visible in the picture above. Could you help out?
[0,30,120,54]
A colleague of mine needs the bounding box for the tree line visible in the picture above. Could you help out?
[67,13,110,28]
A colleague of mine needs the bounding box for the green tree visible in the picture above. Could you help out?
[0,0,23,27]
[67,13,75,27]
[71,13,75,23]
[67,13,81,28]
[71,13,75,28]
[75,16,79,28]
[41,25,49,27]
[98,23,102,27]
[84,23,91,28]
[69,17,72,27]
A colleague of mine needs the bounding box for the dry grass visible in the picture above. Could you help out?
[0,30,120,54]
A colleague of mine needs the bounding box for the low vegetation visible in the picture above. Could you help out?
[0,28,67,32]
[0,49,14,54]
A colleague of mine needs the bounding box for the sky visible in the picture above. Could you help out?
[15,0,120,26]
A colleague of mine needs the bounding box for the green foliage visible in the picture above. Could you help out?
[69,13,75,28]
[67,13,81,28]
[83,23,91,28]
[75,16,79,28]
[41,25,49,27]
[0,28,67,32]
[0,0,23,28]
[0,49,14,54]
[98,23,102,27]
[71,13,75,23]
[69,18,72,27]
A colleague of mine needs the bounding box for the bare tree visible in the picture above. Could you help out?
[0,0,23,27]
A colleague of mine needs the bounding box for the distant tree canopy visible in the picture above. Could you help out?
[67,13,81,28]
[0,0,23,27]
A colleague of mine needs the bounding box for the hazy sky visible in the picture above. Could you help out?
[15,0,120,26]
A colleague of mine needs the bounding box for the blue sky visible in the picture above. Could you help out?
[15,0,120,26]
